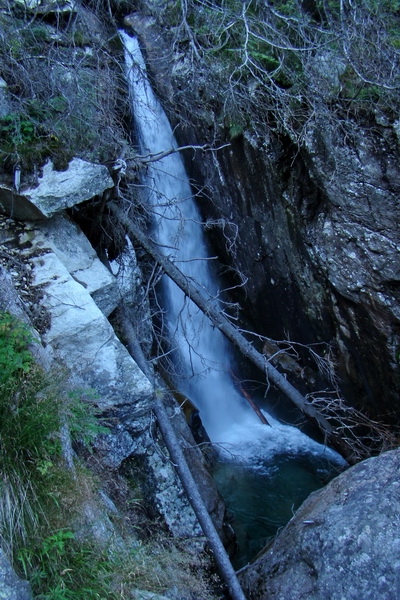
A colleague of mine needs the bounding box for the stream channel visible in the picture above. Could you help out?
[120,31,346,568]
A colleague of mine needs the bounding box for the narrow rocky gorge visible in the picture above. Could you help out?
[0,1,400,599]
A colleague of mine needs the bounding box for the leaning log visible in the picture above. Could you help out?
[109,202,352,463]
[154,395,248,600]
[117,302,248,600]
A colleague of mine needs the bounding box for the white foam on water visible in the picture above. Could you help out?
[216,414,346,467]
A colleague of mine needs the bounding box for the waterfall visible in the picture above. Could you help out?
[120,30,253,442]
[120,31,345,466]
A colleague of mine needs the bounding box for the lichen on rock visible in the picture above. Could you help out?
[240,448,400,600]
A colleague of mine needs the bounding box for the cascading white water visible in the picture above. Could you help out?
[120,31,345,466]
[120,30,254,443]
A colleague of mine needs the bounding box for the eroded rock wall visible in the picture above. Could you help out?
[188,122,400,419]
[125,8,400,422]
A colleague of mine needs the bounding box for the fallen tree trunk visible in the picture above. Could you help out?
[153,395,248,600]
[117,302,248,600]
[109,202,352,463]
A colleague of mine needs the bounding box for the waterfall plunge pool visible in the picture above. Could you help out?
[213,446,342,568]
[190,391,345,568]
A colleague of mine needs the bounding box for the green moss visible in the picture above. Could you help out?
[22,24,54,49]
[229,122,244,139]
[72,30,87,47]
[271,0,301,17]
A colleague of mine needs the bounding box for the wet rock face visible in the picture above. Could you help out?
[176,119,400,419]
[240,448,400,600]
[128,6,400,419]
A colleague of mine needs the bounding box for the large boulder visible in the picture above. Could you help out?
[0,159,114,221]
[240,448,400,600]
[29,247,153,409]
[21,214,119,316]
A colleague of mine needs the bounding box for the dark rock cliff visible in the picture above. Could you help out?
[126,4,400,427]
[188,121,400,421]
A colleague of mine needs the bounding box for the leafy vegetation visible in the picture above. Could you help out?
[0,312,105,475]
[0,312,35,383]
[0,312,104,548]
[18,529,218,600]
[0,313,111,594]
[18,530,117,600]
[0,310,217,598]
